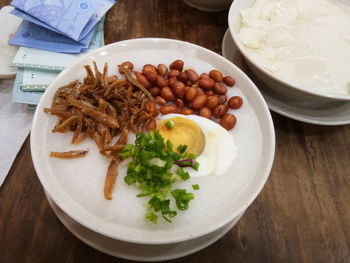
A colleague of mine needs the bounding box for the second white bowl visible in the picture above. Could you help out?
[228,0,350,105]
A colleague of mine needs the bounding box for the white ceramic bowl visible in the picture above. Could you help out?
[228,0,350,105]
[183,0,233,11]
[46,191,245,261]
[31,38,275,246]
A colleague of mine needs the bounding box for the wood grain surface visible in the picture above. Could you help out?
[1,1,350,262]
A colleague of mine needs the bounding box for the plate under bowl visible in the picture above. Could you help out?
[46,191,244,261]
[31,38,275,245]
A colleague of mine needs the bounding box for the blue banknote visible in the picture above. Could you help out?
[11,0,99,41]
[11,0,115,41]
[12,68,44,105]
[9,19,97,53]
[12,16,104,70]
[78,0,115,40]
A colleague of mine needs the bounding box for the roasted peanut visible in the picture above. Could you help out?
[171,81,186,98]
[186,80,192,87]
[191,94,208,109]
[135,72,151,88]
[156,96,167,105]
[200,73,210,79]
[177,72,188,82]
[146,118,157,131]
[185,86,198,102]
[167,69,180,78]
[228,96,243,109]
[118,61,134,73]
[199,107,212,119]
[180,108,194,115]
[142,65,158,82]
[185,69,199,83]
[156,75,167,88]
[160,87,175,101]
[169,59,184,71]
[159,105,178,114]
[209,70,224,82]
[213,104,229,118]
[149,87,160,97]
[218,95,227,104]
[145,101,158,117]
[196,87,205,95]
[168,76,178,87]
[220,114,237,130]
[214,83,227,95]
[157,64,168,76]
[205,90,214,96]
[223,76,235,87]
[198,78,215,90]
[206,95,219,109]
[174,98,185,109]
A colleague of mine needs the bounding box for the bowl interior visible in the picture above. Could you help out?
[228,0,350,102]
[31,38,275,244]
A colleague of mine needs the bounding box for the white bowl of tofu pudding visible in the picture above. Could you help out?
[228,0,350,106]
[31,38,275,259]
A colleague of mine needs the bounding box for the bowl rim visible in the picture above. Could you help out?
[227,0,350,102]
[30,37,275,244]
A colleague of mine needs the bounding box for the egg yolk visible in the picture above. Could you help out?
[158,117,205,156]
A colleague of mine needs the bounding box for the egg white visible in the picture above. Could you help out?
[159,114,237,177]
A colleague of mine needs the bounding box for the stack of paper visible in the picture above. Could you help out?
[7,0,115,109]
[9,0,114,53]
[11,16,105,109]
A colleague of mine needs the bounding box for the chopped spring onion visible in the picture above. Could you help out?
[192,184,200,190]
[193,161,200,171]
[177,144,187,154]
[165,120,174,129]
[120,130,199,223]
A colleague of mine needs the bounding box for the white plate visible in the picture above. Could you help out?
[222,29,350,126]
[46,191,244,261]
[0,6,21,78]
[31,38,275,245]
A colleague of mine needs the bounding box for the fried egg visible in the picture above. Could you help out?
[158,114,237,177]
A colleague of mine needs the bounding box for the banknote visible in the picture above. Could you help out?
[11,0,115,41]
[78,0,115,40]
[9,20,96,53]
[10,8,92,46]
[12,68,44,105]
[12,16,105,71]
[11,0,99,41]
[16,16,105,92]
[21,68,57,91]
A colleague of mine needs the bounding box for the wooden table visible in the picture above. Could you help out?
[1,1,350,262]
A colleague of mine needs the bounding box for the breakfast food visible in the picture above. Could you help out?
[238,0,350,95]
[44,59,243,222]
[158,114,237,177]
[120,129,200,223]
[49,150,89,159]
[45,62,156,200]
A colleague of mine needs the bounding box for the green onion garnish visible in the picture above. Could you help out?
[165,120,174,129]
[192,161,200,171]
[187,153,197,159]
[192,184,200,190]
[177,145,187,154]
[120,130,199,224]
